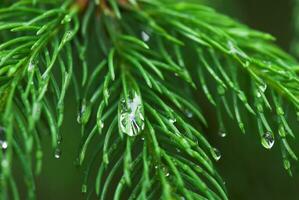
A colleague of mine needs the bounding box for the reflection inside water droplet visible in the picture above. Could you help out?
[54,148,61,159]
[119,91,145,137]
[261,131,275,149]
[141,31,150,42]
[218,130,226,138]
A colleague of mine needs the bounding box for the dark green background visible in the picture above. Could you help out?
[33,0,299,199]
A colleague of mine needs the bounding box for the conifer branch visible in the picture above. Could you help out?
[0,0,299,199]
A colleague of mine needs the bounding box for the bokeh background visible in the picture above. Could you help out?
[31,0,299,199]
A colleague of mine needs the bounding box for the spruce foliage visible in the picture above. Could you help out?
[0,0,299,199]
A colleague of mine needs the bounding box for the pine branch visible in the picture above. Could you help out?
[0,0,299,199]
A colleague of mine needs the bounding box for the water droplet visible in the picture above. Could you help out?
[118,91,145,137]
[57,134,62,145]
[103,153,109,164]
[1,158,9,168]
[28,60,35,72]
[97,120,104,132]
[141,31,150,42]
[63,31,73,43]
[54,148,61,159]
[169,118,176,124]
[61,14,71,24]
[244,61,250,67]
[211,147,221,161]
[1,141,8,150]
[184,109,193,118]
[277,107,284,116]
[227,41,247,58]
[261,132,275,149]
[258,82,267,93]
[154,165,158,169]
[238,122,245,133]
[176,148,181,153]
[165,172,170,177]
[0,127,7,151]
[141,137,145,141]
[77,99,91,125]
[218,130,226,138]
[256,91,262,98]
[81,184,87,193]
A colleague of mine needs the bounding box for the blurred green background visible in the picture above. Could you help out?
[32,0,299,199]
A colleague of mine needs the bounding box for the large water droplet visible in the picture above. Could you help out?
[54,148,61,159]
[118,91,145,137]
[211,147,221,161]
[77,99,91,125]
[141,31,150,42]
[261,132,275,149]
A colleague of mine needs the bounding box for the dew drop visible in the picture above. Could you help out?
[141,137,145,141]
[97,120,104,130]
[237,122,245,133]
[1,141,8,150]
[211,147,221,161]
[0,127,7,151]
[57,134,62,145]
[258,82,267,93]
[81,184,87,193]
[28,60,35,72]
[218,130,227,138]
[256,91,262,98]
[176,148,181,153]
[63,31,73,43]
[77,99,91,125]
[141,31,150,42]
[169,118,176,124]
[184,109,193,118]
[118,91,145,137]
[61,14,71,24]
[227,40,248,58]
[261,132,275,149]
[54,148,61,159]
[277,107,284,116]
[1,158,9,168]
